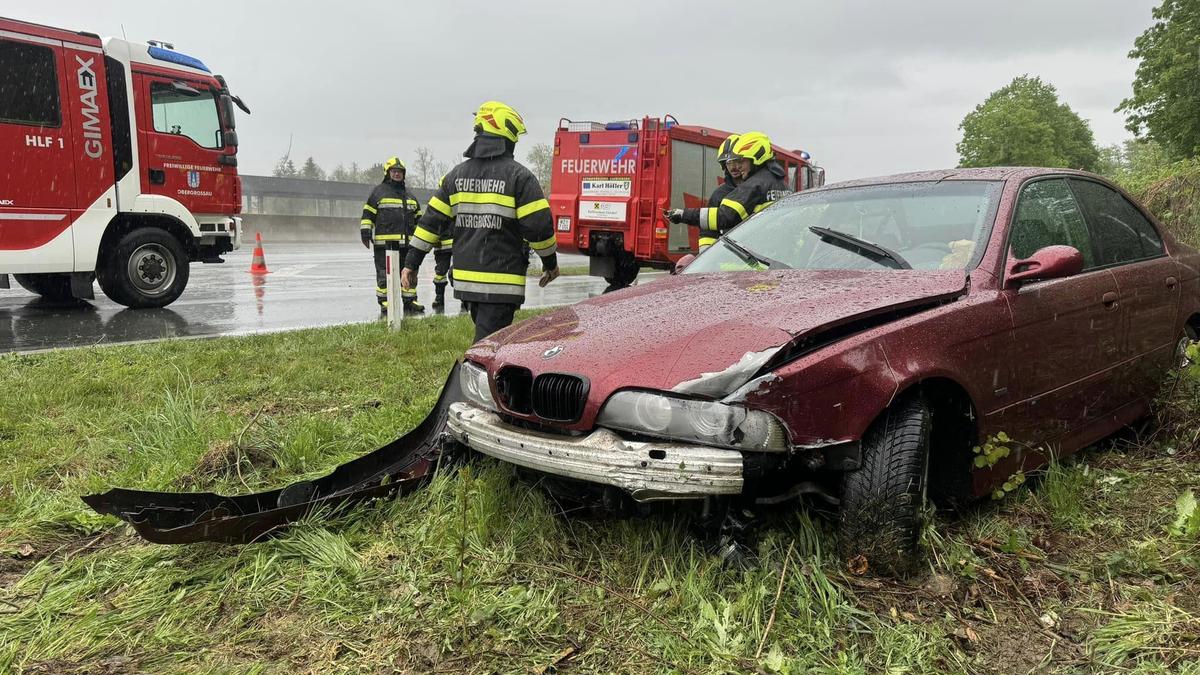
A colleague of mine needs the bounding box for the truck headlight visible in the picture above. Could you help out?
[597,391,787,452]
[460,361,495,411]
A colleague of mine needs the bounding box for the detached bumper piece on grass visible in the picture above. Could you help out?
[81,364,464,544]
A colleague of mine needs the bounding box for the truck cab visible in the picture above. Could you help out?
[0,16,246,308]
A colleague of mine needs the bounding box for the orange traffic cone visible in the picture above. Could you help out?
[249,232,269,275]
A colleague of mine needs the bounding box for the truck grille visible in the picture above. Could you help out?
[531,374,589,423]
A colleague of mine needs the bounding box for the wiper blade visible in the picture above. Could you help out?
[722,237,791,270]
[808,226,911,270]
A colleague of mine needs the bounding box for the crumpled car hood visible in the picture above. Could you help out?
[472,269,967,399]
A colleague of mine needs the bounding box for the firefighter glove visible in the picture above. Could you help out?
[666,209,685,224]
[539,266,560,288]
[361,230,372,248]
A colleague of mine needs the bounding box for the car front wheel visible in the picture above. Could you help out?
[97,228,189,308]
[838,394,932,577]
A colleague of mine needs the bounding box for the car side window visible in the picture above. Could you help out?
[1068,179,1164,266]
[1010,179,1094,268]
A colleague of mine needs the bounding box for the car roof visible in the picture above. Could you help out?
[807,166,1100,193]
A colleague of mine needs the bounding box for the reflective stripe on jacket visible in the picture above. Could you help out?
[361,179,422,246]
[682,161,788,246]
[405,141,555,304]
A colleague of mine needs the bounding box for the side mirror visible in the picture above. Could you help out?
[220,94,237,130]
[673,254,696,275]
[1006,245,1084,286]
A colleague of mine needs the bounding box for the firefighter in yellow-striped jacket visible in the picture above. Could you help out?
[666,132,788,252]
[402,101,559,341]
[360,157,451,313]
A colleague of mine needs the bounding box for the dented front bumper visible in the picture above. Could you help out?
[447,402,744,501]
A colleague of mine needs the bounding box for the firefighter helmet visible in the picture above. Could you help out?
[473,101,527,143]
[716,134,742,165]
[728,132,775,166]
[383,156,406,175]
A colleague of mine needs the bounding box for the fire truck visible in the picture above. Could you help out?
[0,16,247,308]
[549,115,823,288]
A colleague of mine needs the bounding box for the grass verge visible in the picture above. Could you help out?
[1,318,1198,673]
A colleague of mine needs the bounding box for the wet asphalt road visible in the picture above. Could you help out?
[0,244,636,353]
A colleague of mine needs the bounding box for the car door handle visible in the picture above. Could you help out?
[1166,276,1178,290]
[1102,291,1119,310]
[148,169,166,185]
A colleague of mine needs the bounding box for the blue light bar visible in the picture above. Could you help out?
[147,46,211,73]
[605,121,631,131]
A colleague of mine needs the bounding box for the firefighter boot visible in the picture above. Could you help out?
[432,282,447,312]
[403,298,425,315]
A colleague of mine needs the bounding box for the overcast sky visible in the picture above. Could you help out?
[21,0,1158,181]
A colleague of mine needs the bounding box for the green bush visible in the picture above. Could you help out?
[1111,157,1200,247]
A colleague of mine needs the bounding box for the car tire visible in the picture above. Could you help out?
[838,394,931,577]
[12,273,76,301]
[97,228,189,309]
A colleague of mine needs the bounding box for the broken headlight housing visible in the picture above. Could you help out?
[597,391,787,452]
[460,361,496,411]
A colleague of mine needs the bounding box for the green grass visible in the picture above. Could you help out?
[2,320,1198,673]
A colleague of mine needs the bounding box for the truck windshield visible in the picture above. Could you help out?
[150,83,222,149]
[683,180,1003,274]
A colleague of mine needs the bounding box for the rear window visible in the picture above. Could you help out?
[0,39,61,127]
[685,180,1003,273]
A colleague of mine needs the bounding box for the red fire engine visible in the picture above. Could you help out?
[0,16,247,308]
[550,115,823,288]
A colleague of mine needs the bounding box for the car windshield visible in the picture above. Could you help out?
[683,180,1003,273]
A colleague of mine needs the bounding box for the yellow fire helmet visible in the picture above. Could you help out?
[716,133,742,165]
[729,131,775,166]
[383,156,405,174]
[473,100,527,143]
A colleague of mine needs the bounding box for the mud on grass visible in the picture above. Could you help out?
[2,320,1199,673]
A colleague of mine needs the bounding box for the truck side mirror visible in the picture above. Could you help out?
[220,94,237,130]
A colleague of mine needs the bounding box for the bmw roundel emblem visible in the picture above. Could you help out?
[542,345,564,359]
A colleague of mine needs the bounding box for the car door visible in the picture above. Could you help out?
[997,177,1123,449]
[1068,178,1181,404]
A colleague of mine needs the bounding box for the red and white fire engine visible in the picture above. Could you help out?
[550,115,824,288]
[0,16,247,308]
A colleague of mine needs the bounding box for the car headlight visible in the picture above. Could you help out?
[597,391,787,452]
[460,361,495,410]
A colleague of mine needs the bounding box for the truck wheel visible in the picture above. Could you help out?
[12,273,76,301]
[603,253,640,293]
[838,394,931,577]
[97,228,189,308]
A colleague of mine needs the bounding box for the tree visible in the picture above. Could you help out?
[272,154,297,178]
[956,75,1100,171]
[355,163,385,184]
[299,156,326,181]
[409,147,438,189]
[328,163,352,182]
[1116,0,1200,159]
[1097,138,1170,177]
[526,143,553,192]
